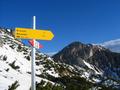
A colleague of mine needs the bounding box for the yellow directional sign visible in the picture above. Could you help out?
[15,28,54,40]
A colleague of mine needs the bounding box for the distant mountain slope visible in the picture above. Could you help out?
[100,39,120,53]
[53,41,120,89]
[45,52,57,56]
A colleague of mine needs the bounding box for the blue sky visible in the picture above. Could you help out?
[0,0,120,53]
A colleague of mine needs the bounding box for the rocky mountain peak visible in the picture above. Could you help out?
[53,41,109,63]
[53,41,120,85]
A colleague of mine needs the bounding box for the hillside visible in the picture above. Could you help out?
[53,42,120,89]
[0,27,119,90]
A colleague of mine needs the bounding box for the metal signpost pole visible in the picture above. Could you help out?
[15,16,54,90]
[31,16,36,90]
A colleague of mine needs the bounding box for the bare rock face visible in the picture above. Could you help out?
[53,41,120,79]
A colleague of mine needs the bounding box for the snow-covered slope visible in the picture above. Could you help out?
[0,28,60,90]
[101,39,120,53]
[0,28,81,90]
[0,44,57,90]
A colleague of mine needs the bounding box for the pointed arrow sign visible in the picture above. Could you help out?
[29,40,43,49]
[15,28,54,40]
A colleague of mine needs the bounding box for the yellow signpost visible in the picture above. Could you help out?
[15,16,54,90]
[15,28,54,40]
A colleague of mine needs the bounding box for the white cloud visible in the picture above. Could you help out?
[45,52,57,56]
[100,39,120,53]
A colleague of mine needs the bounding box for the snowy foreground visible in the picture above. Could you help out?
[0,30,58,90]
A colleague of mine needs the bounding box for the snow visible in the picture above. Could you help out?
[92,78,101,83]
[83,60,93,70]
[6,29,11,32]
[0,75,13,90]
[0,45,32,89]
[89,49,93,57]
[46,68,59,77]
[0,44,55,90]
[47,57,53,61]
[0,60,43,90]
[83,60,102,75]
[0,31,58,90]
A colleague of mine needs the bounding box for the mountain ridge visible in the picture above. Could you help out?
[53,41,120,89]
